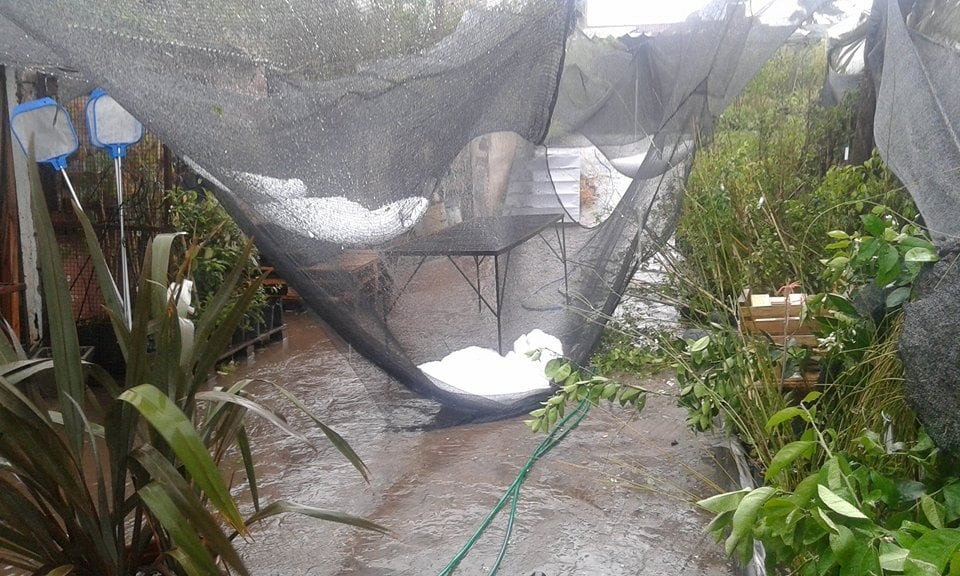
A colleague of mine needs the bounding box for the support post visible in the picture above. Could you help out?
[5,67,42,344]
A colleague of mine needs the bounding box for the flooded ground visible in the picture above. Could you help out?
[222,310,740,575]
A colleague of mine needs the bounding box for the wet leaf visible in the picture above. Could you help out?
[765,407,808,431]
[618,386,641,406]
[120,384,246,533]
[268,384,371,482]
[879,542,908,572]
[726,486,776,557]
[861,214,886,237]
[904,246,938,262]
[698,488,749,515]
[689,335,710,353]
[134,445,247,574]
[886,287,912,309]
[243,500,387,534]
[904,528,960,576]
[197,390,311,445]
[855,237,880,264]
[826,256,850,270]
[765,440,815,481]
[818,485,867,519]
[138,483,232,576]
[600,382,618,401]
[921,495,944,529]
[942,483,960,524]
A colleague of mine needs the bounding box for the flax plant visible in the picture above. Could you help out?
[0,147,381,576]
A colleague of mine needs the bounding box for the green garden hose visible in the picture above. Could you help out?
[438,398,592,576]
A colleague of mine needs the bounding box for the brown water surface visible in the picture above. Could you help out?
[223,311,738,576]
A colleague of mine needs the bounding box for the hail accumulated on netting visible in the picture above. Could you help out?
[234,173,429,245]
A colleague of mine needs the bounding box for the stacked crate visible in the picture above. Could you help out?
[738,289,820,389]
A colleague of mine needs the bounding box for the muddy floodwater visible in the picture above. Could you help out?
[222,310,738,576]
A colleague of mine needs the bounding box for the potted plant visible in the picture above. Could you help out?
[166,186,268,348]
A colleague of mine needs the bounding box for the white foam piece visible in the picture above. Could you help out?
[418,329,563,402]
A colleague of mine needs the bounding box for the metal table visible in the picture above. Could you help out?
[388,213,568,354]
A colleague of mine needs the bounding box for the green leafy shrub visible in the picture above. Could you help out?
[673,42,913,319]
[700,394,960,576]
[166,186,267,332]
[525,357,649,433]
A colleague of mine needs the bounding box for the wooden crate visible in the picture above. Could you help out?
[739,289,820,390]
[738,289,818,347]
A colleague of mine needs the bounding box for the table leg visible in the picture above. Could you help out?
[494,254,502,354]
[475,256,482,313]
[560,221,568,304]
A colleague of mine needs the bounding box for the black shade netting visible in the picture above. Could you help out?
[1,0,819,416]
[862,0,960,452]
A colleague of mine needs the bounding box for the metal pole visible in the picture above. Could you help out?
[59,167,82,209]
[115,156,132,328]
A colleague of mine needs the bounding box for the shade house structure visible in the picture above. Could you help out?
[2,0,956,418]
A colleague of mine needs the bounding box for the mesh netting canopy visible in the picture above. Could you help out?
[1,0,825,415]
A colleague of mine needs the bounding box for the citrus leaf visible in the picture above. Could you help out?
[689,335,710,353]
[765,440,815,481]
[904,246,938,263]
[886,286,912,309]
[765,407,808,432]
[726,486,776,557]
[697,489,749,515]
[904,528,960,576]
[818,485,867,519]
[861,214,886,237]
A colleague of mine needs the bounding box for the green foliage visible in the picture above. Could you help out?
[525,358,648,433]
[593,38,943,576]
[166,186,267,331]
[590,322,669,376]
[700,398,960,576]
[667,327,812,482]
[816,206,935,308]
[683,207,940,572]
[676,43,831,316]
[673,40,913,319]
[670,202,935,482]
[789,154,917,278]
[0,156,379,575]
